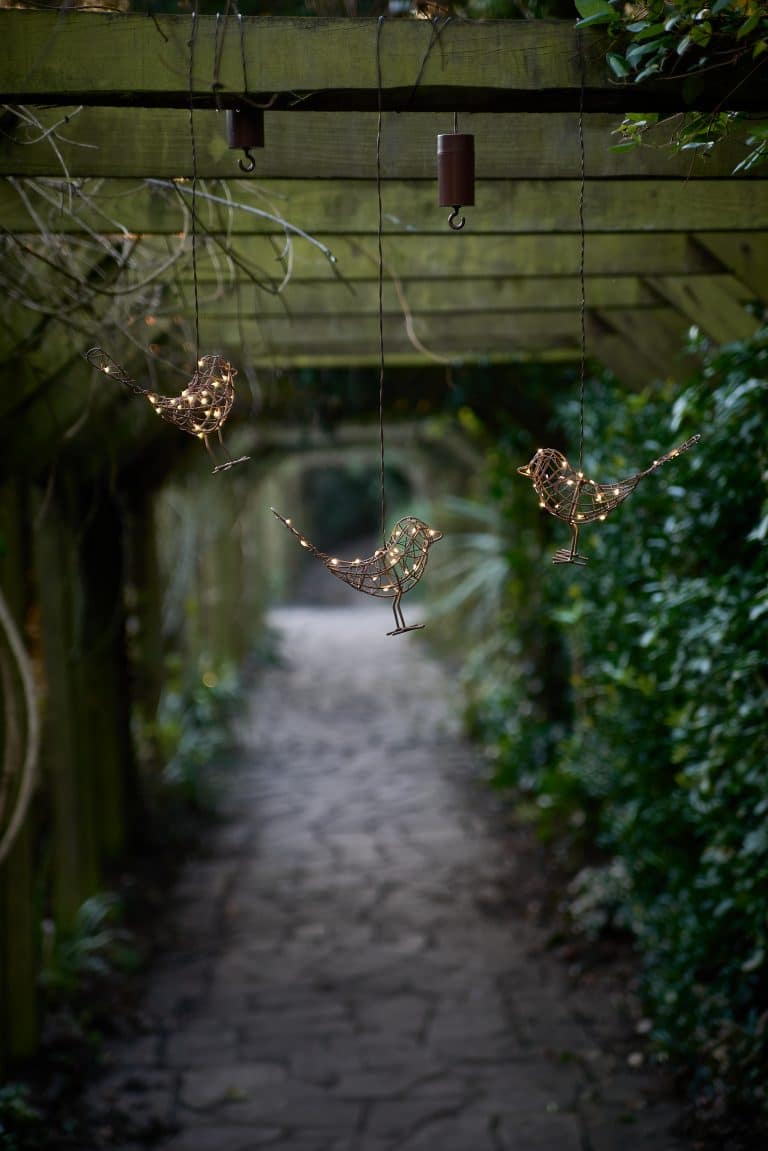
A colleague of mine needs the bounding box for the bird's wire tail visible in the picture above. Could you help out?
[647,433,702,474]
[270,508,329,561]
[83,346,148,397]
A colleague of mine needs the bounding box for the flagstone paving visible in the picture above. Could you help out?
[86,604,689,1151]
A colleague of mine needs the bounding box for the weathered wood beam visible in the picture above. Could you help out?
[646,275,760,344]
[2,14,764,113]
[3,178,766,234]
[692,233,768,306]
[163,274,753,319]
[0,109,757,181]
[595,306,697,379]
[176,231,728,281]
[191,309,590,364]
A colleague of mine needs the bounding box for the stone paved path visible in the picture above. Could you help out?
[88,605,688,1151]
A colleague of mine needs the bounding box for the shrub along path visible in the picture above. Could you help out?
[86,604,689,1151]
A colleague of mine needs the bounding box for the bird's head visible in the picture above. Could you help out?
[518,447,567,482]
[390,517,444,548]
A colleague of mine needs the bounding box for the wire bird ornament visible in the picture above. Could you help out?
[83,347,249,473]
[82,11,250,475]
[272,510,443,635]
[270,17,444,636]
[518,33,699,565]
[518,435,701,565]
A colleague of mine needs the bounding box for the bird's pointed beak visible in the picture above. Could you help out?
[428,529,444,542]
[517,465,531,476]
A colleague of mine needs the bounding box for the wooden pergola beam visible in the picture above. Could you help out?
[155,231,728,281]
[159,274,752,318]
[0,110,758,181]
[2,14,764,113]
[3,178,766,235]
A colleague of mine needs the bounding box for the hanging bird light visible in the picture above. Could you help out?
[84,11,249,475]
[271,15,444,635]
[517,437,701,565]
[437,114,474,231]
[271,510,443,635]
[83,347,249,474]
[518,36,699,564]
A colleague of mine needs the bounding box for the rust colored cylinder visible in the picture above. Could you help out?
[437,133,475,208]
[226,107,265,150]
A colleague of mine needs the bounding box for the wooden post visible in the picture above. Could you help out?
[0,479,39,1071]
[77,487,138,861]
[34,480,100,928]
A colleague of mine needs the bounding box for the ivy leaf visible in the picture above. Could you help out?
[607,52,631,78]
[737,14,760,40]
[573,0,617,19]
[635,62,662,83]
[574,0,615,25]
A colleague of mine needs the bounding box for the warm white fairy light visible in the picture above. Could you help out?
[270,509,444,636]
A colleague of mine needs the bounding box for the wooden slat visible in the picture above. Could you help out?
[2,14,763,113]
[3,177,766,234]
[172,232,727,281]
[647,276,759,344]
[0,109,757,181]
[163,273,757,319]
[190,308,674,364]
[164,276,660,318]
[693,233,768,305]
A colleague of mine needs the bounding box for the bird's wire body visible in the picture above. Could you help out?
[83,346,250,474]
[518,434,701,564]
[271,508,443,635]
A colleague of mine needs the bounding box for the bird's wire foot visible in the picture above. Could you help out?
[387,623,426,637]
[552,548,589,566]
[212,454,251,475]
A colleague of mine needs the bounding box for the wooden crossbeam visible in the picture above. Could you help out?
[647,275,760,344]
[2,14,764,113]
[3,178,766,235]
[150,231,727,281]
[0,110,758,181]
[159,274,753,318]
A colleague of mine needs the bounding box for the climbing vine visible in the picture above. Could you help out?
[575,0,768,172]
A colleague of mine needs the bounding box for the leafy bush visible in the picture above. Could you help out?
[154,659,243,811]
[472,330,768,1115]
[39,893,139,999]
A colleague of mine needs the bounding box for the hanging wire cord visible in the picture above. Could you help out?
[188,9,201,364]
[576,30,587,474]
[376,14,387,547]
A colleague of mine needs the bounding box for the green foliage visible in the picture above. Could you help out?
[155,659,243,811]
[472,330,768,1115]
[574,0,768,173]
[39,893,139,999]
[0,1084,45,1151]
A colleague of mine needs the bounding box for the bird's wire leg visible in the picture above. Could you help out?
[386,591,425,637]
[553,521,589,566]
[211,427,251,475]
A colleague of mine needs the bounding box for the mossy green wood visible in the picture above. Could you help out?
[179,232,726,281]
[2,14,764,112]
[3,178,767,234]
[646,275,760,344]
[78,489,139,862]
[34,482,102,928]
[693,233,768,306]
[162,274,753,319]
[0,479,39,1070]
[0,109,758,181]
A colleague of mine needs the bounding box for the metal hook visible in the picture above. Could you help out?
[448,205,466,231]
[238,148,256,174]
